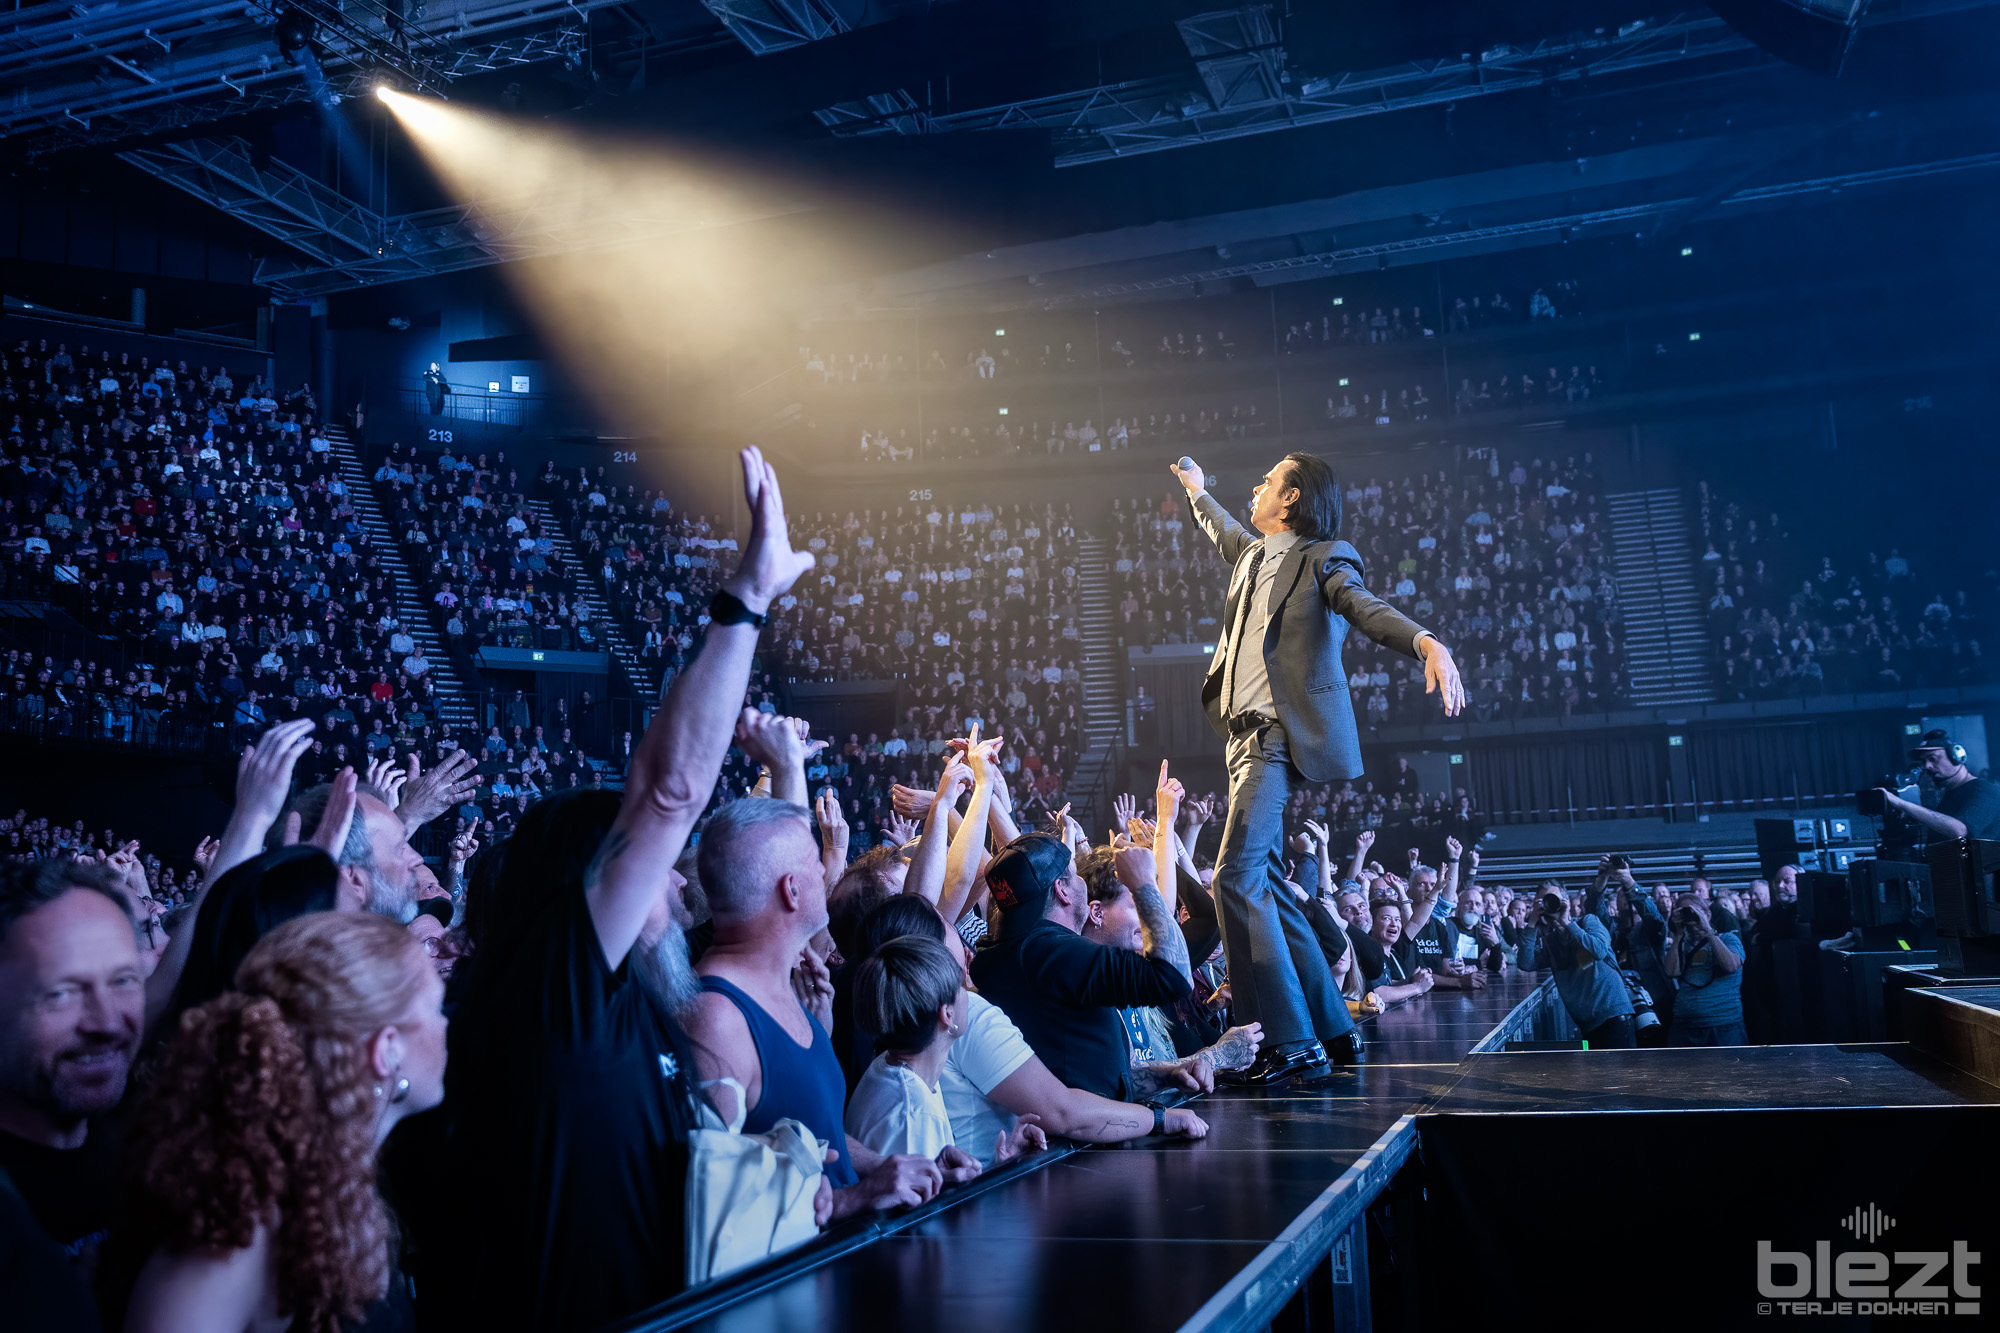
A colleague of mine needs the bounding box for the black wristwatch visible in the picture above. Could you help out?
[1143,1102,1167,1136]
[708,589,767,628]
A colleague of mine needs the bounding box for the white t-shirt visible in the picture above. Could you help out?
[940,993,1035,1167]
[845,1057,953,1162]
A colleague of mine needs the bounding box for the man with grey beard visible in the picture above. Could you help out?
[272,778,426,922]
[420,446,819,1333]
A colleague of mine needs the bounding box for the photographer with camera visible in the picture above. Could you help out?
[1663,893,1745,1047]
[1595,855,1674,1037]
[1529,878,1636,1048]
[1870,729,2000,842]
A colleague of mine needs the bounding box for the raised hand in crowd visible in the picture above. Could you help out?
[209,718,317,887]
[885,812,920,846]
[365,755,410,811]
[1112,791,1139,830]
[735,709,814,806]
[397,747,482,833]
[904,759,972,905]
[593,445,816,972]
[284,766,360,858]
[890,782,935,822]
[938,726,1005,925]
[138,719,317,1029]
[790,941,836,1033]
[814,786,849,890]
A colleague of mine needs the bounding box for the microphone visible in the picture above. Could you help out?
[1177,456,1196,473]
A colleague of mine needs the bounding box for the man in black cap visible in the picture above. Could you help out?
[1874,729,2000,842]
[969,833,1193,1103]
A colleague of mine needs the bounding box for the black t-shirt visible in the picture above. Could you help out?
[0,1119,118,1266]
[1939,776,2000,840]
[0,1168,98,1333]
[970,916,1189,1100]
[1348,923,1387,984]
[1395,916,1458,975]
[427,889,696,1333]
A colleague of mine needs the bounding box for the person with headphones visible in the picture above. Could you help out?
[1873,729,2000,842]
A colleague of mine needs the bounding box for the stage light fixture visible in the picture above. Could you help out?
[275,10,316,65]
[376,85,394,103]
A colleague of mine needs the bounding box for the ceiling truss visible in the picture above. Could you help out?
[818,1,1998,166]
[0,0,627,154]
[116,134,813,299]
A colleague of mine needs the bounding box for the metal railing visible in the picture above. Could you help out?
[398,384,539,429]
[0,695,234,760]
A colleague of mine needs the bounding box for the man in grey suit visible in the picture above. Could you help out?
[1172,452,1464,1083]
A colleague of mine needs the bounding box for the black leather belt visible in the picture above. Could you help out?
[1227,712,1274,737]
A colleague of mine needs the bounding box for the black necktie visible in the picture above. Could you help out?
[1222,543,1266,718]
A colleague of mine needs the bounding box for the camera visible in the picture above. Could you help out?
[1856,767,1920,817]
[1537,889,1568,918]
[1608,853,1631,871]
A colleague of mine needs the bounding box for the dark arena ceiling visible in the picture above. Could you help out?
[7,1,2000,305]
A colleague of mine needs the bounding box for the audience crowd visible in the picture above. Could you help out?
[805,275,1588,388]
[764,498,1089,822]
[1116,451,1626,721]
[536,461,736,696]
[0,444,1837,1333]
[0,339,452,746]
[371,445,598,662]
[1695,481,1993,699]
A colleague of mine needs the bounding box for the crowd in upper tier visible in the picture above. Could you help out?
[370,445,599,660]
[0,338,451,741]
[1116,450,1626,720]
[1694,482,1991,699]
[802,274,1589,386]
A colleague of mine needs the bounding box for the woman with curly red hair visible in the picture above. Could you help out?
[119,910,447,1333]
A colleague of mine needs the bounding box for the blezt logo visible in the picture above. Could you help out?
[1756,1206,1980,1318]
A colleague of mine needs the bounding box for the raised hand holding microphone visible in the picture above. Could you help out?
[1169,456,1206,496]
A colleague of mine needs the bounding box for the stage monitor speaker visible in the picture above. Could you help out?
[1707,0,1870,75]
[1847,857,1931,929]
[1928,838,2000,939]
[1755,816,1813,880]
[1798,868,1847,932]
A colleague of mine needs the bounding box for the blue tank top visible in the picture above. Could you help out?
[699,976,858,1189]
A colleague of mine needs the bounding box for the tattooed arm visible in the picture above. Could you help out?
[586,448,812,970]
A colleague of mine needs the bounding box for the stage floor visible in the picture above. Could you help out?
[1419,1041,2000,1117]
[672,971,1548,1333]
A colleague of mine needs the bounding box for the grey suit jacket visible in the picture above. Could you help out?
[1191,489,1432,783]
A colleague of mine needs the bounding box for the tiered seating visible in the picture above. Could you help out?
[1695,481,1991,698]
[372,444,597,658]
[1112,453,1626,721]
[0,338,445,745]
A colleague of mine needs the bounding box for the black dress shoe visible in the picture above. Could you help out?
[1219,1039,1328,1086]
[1323,1030,1367,1066]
